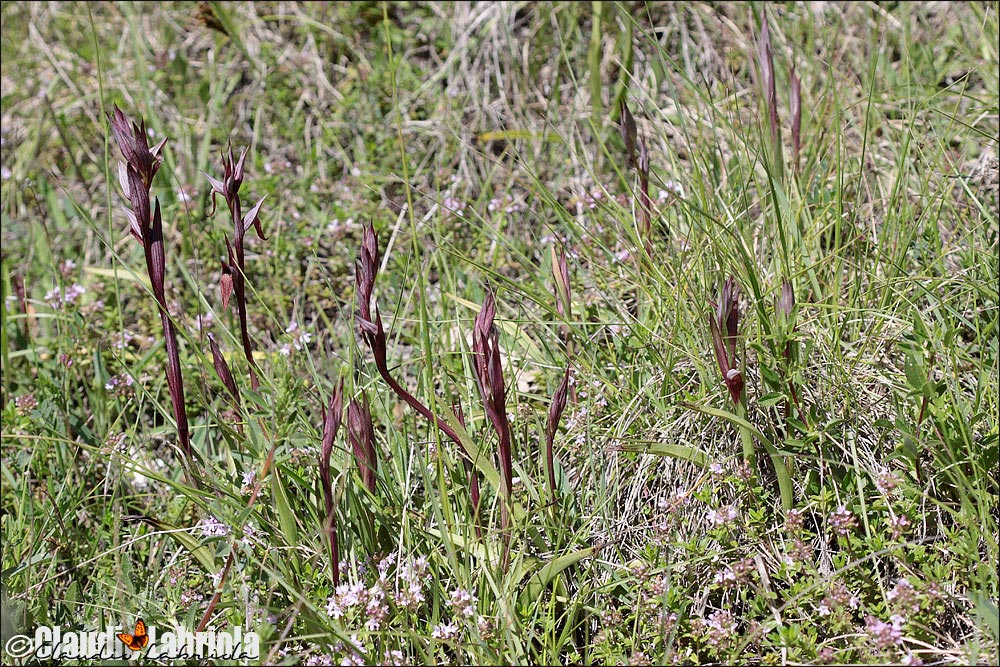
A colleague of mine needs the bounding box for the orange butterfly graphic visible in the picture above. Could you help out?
[117,618,149,651]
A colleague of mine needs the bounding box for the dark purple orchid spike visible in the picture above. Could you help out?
[776,279,802,422]
[757,14,779,150]
[208,334,242,432]
[354,222,468,450]
[108,105,192,466]
[545,366,571,502]
[348,391,378,495]
[319,379,344,585]
[354,222,493,545]
[205,141,267,391]
[790,66,801,173]
[619,98,637,170]
[472,289,513,551]
[708,276,744,405]
[109,105,166,190]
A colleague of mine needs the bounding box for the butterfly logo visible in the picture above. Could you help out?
[117,618,149,651]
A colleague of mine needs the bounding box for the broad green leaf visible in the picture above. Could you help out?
[682,403,777,451]
[757,392,785,408]
[904,352,926,391]
[522,545,603,602]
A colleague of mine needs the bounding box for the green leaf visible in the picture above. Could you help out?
[682,403,776,451]
[682,402,793,509]
[760,365,783,387]
[904,352,926,391]
[616,441,710,467]
[757,392,785,407]
[522,544,603,602]
[272,467,299,547]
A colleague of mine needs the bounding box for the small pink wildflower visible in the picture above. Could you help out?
[199,516,229,537]
[785,508,805,533]
[384,650,408,666]
[105,373,135,397]
[887,578,920,613]
[699,609,737,647]
[888,514,911,540]
[828,505,857,536]
[285,321,312,351]
[443,196,465,214]
[447,588,477,618]
[713,558,754,588]
[875,470,902,494]
[706,505,739,527]
[865,614,906,649]
[431,621,459,640]
[241,469,256,494]
[14,393,38,415]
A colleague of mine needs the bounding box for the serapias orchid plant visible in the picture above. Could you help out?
[109,105,192,466]
[205,144,268,390]
[354,222,482,527]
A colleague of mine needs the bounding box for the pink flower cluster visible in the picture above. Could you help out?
[887,578,920,613]
[706,505,739,527]
[713,558,755,588]
[865,613,906,649]
[45,283,86,308]
[105,373,135,397]
[199,516,230,537]
[828,505,857,536]
[698,609,737,648]
[817,581,860,616]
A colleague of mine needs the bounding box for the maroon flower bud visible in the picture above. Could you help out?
[348,391,378,494]
[619,98,637,170]
[209,333,241,417]
[709,276,743,405]
[319,380,344,585]
[472,289,512,505]
[545,366,571,500]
